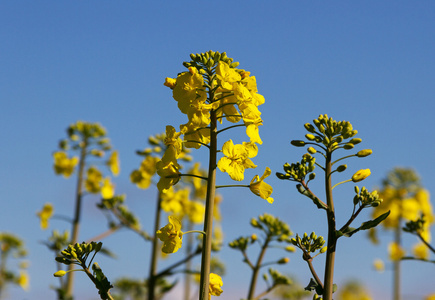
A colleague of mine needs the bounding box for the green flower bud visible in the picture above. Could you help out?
[304,123,316,133]
[309,173,316,180]
[354,186,360,194]
[278,257,290,264]
[320,246,327,253]
[357,149,372,157]
[335,136,343,143]
[352,169,371,182]
[336,165,347,172]
[285,245,296,252]
[291,140,306,147]
[230,62,239,68]
[349,138,362,145]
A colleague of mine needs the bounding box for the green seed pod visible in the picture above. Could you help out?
[336,165,347,172]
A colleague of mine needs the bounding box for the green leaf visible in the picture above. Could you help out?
[339,211,390,238]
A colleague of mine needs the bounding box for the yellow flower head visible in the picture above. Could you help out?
[217,140,257,181]
[17,271,29,291]
[352,169,371,182]
[216,61,241,90]
[186,201,205,224]
[373,259,385,272]
[413,243,429,260]
[37,203,54,230]
[156,216,183,254]
[249,167,274,203]
[107,151,120,176]
[164,125,183,157]
[101,177,115,199]
[173,69,206,114]
[209,273,223,299]
[130,156,159,189]
[85,166,103,193]
[388,242,406,261]
[53,151,79,178]
[156,146,181,192]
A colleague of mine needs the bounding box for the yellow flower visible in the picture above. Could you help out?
[156,146,181,192]
[388,242,406,261]
[160,187,188,215]
[173,68,206,114]
[216,61,241,90]
[53,151,79,178]
[186,201,205,224]
[101,177,115,199]
[130,156,159,189]
[217,140,257,181]
[107,151,120,176]
[164,125,183,157]
[156,216,183,254]
[249,167,274,203]
[245,118,263,145]
[425,294,435,300]
[351,169,371,182]
[17,271,29,291]
[181,123,211,149]
[209,273,223,299]
[36,203,54,230]
[373,259,385,272]
[413,243,429,260]
[85,166,103,193]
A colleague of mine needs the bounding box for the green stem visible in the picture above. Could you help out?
[323,150,336,300]
[393,216,402,300]
[184,221,194,300]
[217,124,246,135]
[247,237,270,299]
[148,192,162,300]
[198,106,217,300]
[65,139,87,298]
[216,184,249,189]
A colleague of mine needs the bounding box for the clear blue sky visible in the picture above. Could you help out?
[1,1,435,299]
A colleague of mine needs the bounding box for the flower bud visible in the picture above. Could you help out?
[291,140,305,147]
[308,173,316,181]
[54,270,67,277]
[343,143,354,150]
[251,234,257,241]
[285,245,296,252]
[349,138,362,145]
[278,257,290,264]
[307,147,317,154]
[320,246,327,253]
[357,149,372,157]
[336,165,347,172]
[352,169,371,182]
[305,134,316,141]
[304,123,316,133]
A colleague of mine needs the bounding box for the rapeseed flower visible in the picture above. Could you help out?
[217,140,257,181]
[156,216,183,254]
[209,273,223,299]
[249,167,274,203]
[36,203,54,230]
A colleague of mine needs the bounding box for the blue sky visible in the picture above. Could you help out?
[1,1,435,299]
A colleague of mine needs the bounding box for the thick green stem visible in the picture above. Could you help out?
[65,141,87,298]
[148,192,162,300]
[184,221,194,300]
[198,109,217,300]
[247,238,270,300]
[323,151,336,300]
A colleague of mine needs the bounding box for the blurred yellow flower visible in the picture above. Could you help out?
[101,177,115,199]
[156,146,181,192]
[209,273,223,299]
[249,167,274,203]
[53,151,79,178]
[107,150,120,176]
[389,242,406,261]
[156,216,183,254]
[17,271,29,291]
[36,203,54,230]
[413,243,429,260]
[130,155,159,189]
[373,259,385,272]
[85,166,103,193]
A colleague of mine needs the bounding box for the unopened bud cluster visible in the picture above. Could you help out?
[291,232,326,255]
[403,214,426,234]
[250,213,293,241]
[276,154,315,182]
[56,241,103,265]
[353,186,383,207]
[184,50,239,70]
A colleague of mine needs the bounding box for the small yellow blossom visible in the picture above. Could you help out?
[351,169,371,182]
[101,177,115,199]
[249,167,274,203]
[388,242,406,261]
[209,273,223,299]
[36,203,54,230]
[85,166,103,193]
[17,271,29,291]
[413,243,429,260]
[54,270,67,277]
[217,140,257,181]
[156,216,183,254]
[107,151,120,176]
[373,259,385,272]
[53,151,79,178]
